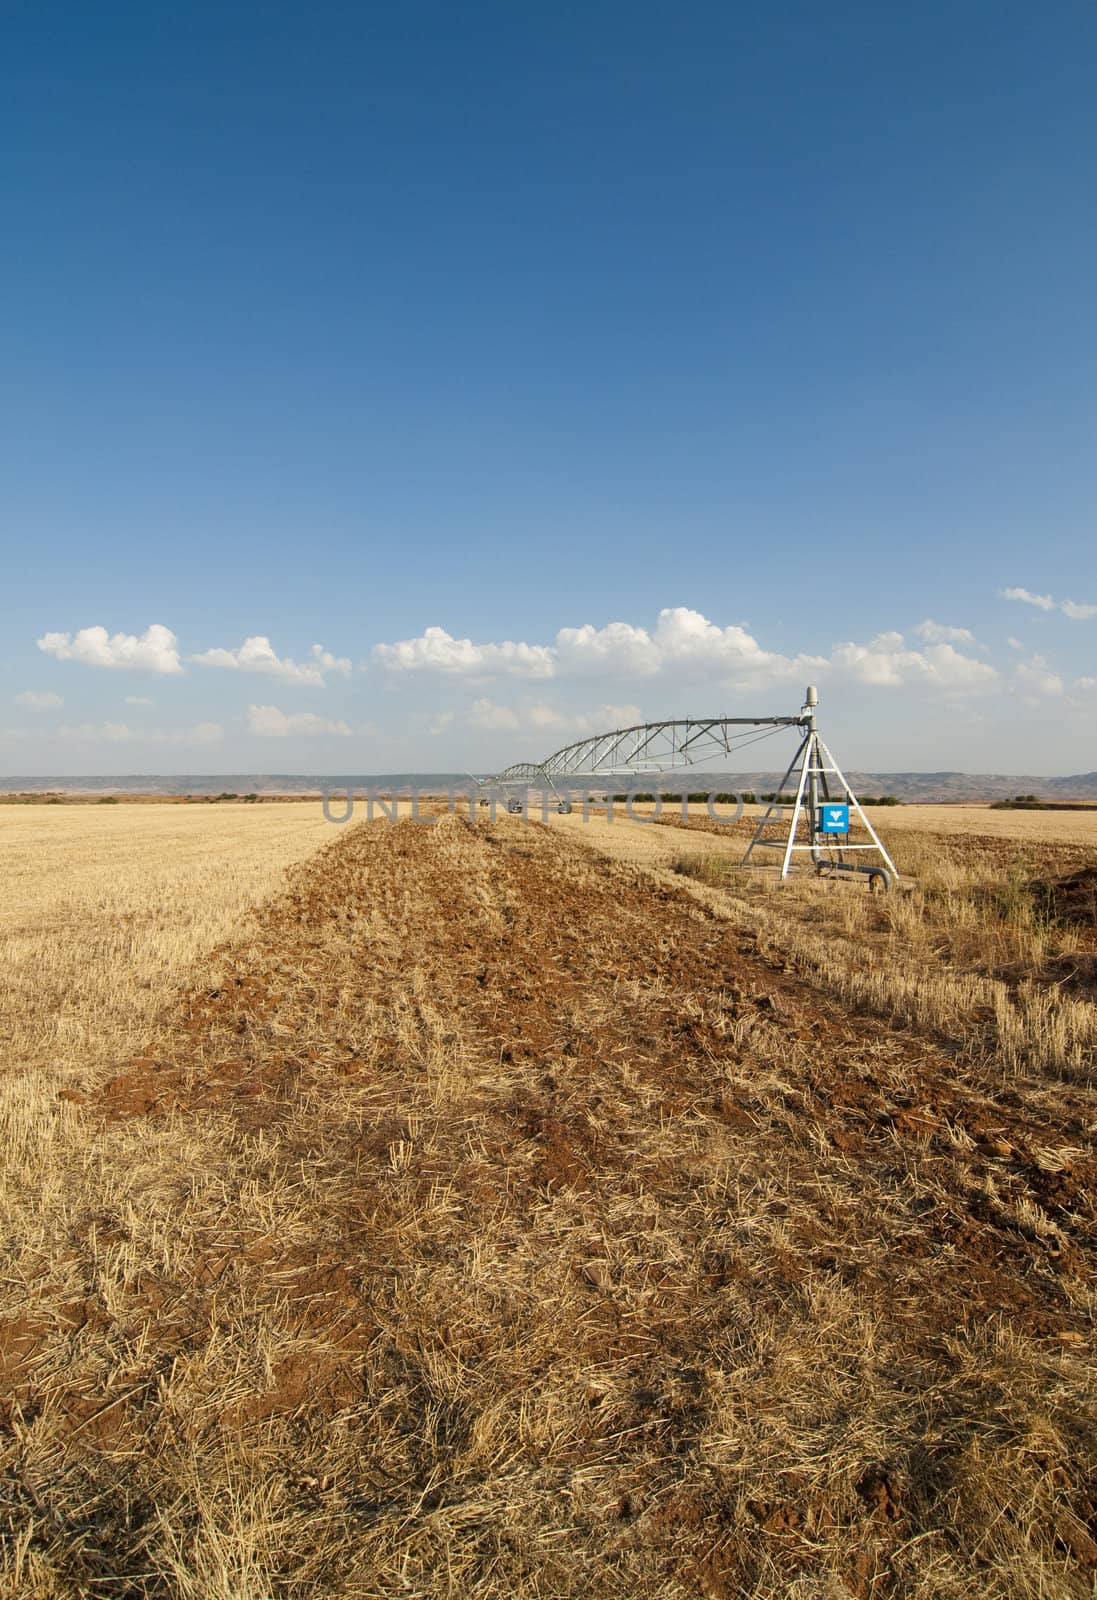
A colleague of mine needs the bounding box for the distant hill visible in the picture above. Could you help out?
[3,770,1097,803]
[0,773,472,797]
[695,770,1097,804]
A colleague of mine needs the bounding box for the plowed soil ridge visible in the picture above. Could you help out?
[3,817,1096,1599]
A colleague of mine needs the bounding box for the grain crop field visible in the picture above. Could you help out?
[0,803,333,1079]
[607,800,1097,848]
[1,805,1095,1599]
[852,805,1097,848]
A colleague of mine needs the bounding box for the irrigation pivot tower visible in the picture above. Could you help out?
[740,685,899,887]
[482,685,900,887]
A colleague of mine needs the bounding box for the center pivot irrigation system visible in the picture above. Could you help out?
[479,685,900,889]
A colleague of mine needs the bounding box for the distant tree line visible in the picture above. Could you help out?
[181,792,261,803]
[610,791,758,804]
[991,794,1097,811]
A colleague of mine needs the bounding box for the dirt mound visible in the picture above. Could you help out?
[1035,865,1097,927]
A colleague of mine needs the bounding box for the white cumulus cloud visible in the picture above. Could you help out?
[15,690,63,710]
[1000,587,1097,620]
[374,608,825,688]
[125,695,155,706]
[466,697,644,738]
[193,637,351,686]
[246,704,354,737]
[526,702,570,730]
[913,619,976,645]
[38,624,182,674]
[552,620,661,678]
[523,701,644,735]
[377,604,1004,694]
[556,609,827,684]
[374,608,1004,701]
[830,632,998,690]
[466,698,521,731]
[373,626,556,679]
[1014,655,1064,696]
[1000,587,1056,611]
[55,720,222,744]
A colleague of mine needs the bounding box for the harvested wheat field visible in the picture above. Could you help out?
[0,802,333,1079]
[1,807,1096,1598]
[678,803,1097,849]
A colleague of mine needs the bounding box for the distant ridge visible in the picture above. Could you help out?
[3,771,1097,803]
[0,773,472,796]
[612,771,1097,803]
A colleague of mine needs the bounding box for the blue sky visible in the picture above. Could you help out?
[2,1,1094,776]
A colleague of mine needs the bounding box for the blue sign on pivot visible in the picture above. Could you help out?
[818,804,849,833]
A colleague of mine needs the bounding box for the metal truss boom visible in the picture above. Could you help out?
[484,715,804,787]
